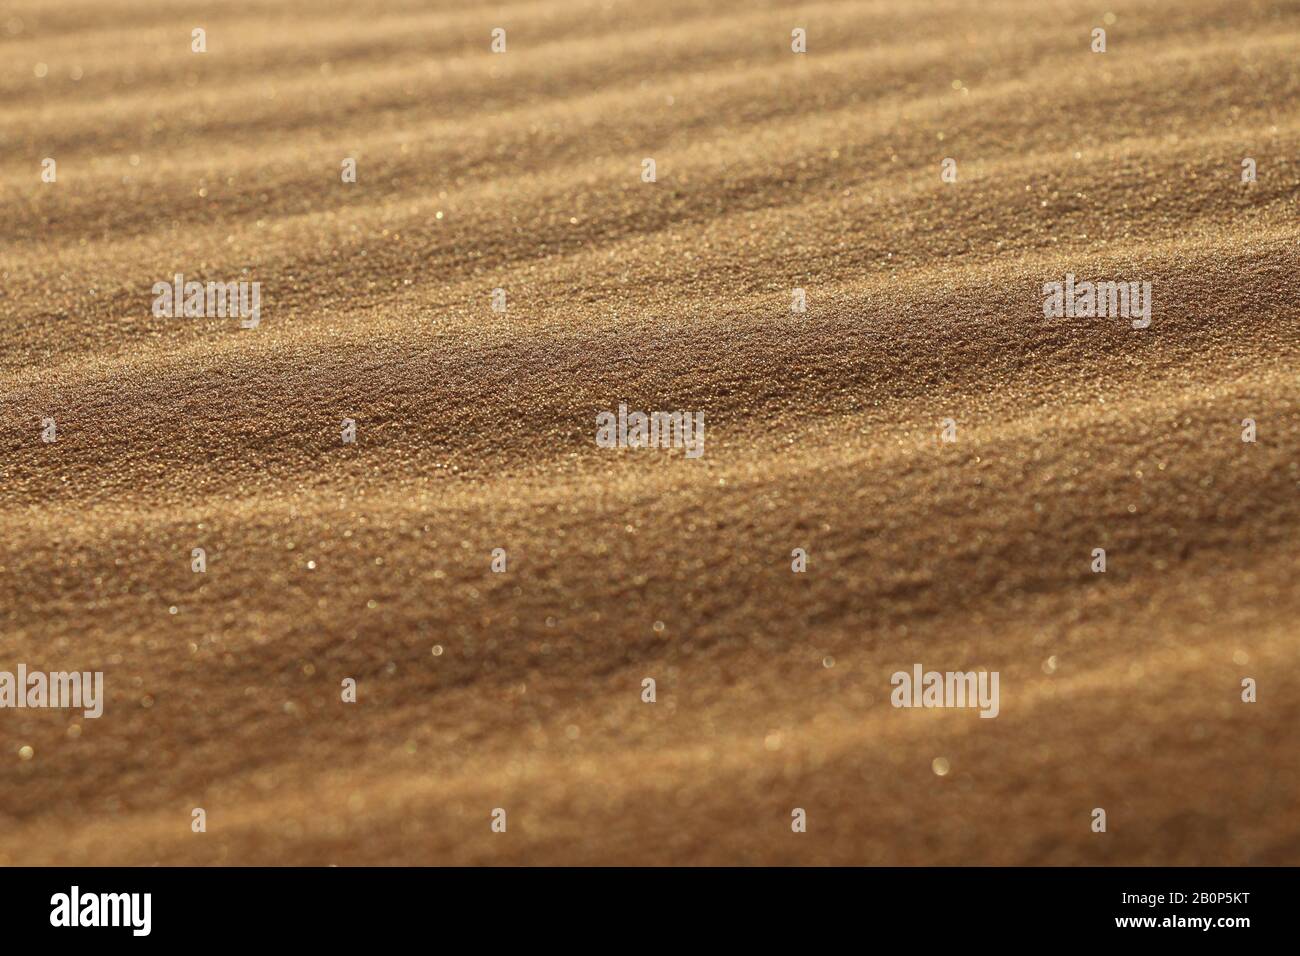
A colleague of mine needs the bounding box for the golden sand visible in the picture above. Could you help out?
[0,0,1297,864]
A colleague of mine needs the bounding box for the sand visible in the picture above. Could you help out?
[0,0,1297,865]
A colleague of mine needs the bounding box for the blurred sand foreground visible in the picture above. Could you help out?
[0,0,1297,865]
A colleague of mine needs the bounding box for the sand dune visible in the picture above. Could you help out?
[1,0,1297,865]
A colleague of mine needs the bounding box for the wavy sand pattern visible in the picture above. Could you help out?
[1,0,1297,864]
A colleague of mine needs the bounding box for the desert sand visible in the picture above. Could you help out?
[0,0,1297,865]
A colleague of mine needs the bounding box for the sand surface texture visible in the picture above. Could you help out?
[1,0,1297,864]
